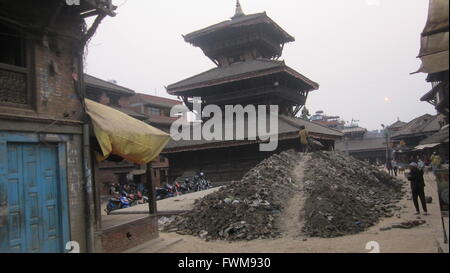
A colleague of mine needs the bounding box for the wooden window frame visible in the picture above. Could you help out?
[0,23,36,110]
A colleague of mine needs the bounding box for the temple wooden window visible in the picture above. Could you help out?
[0,22,33,108]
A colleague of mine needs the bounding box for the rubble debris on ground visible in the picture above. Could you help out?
[162,150,301,241]
[380,220,427,231]
[158,216,175,231]
[162,150,406,241]
[302,151,405,238]
[391,219,427,229]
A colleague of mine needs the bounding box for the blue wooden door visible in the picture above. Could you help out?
[0,142,69,253]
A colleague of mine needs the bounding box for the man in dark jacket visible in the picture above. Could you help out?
[407,162,429,215]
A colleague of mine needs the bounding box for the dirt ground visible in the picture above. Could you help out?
[137,170,448,253]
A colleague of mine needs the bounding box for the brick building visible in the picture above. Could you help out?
[0,0,116,253]
[129,93,182,186]
[85,77,182,191]
[129,93,182,132]
[84,74,147,198]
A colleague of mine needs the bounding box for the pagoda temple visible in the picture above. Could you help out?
[168,1,317,116]
[163,1,343,184]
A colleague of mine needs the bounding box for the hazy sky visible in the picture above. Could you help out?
[85,0,436,130]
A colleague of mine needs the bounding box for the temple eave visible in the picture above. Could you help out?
[167,62,318,95]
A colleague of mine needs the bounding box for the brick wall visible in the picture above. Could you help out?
[98,92,111,105]
[0,9,84,122]
[119,96,130,108]
[98,216,159,253]
[66,134,88,252]
[0,5,89,252]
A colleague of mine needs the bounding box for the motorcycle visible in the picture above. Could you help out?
[192,175,203,192]
[156,183,180,200]
[197,172,212,191]
[200,178,212,190]
[169,183,182,197]
[175,180,190,194]
[105,193,132,215]
[155,186,170,200]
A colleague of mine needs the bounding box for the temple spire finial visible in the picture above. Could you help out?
[231,0,245,19]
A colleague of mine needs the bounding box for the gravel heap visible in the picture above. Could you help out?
[163,150,300,241]
[163,150,405,241]
[302,151,405,238]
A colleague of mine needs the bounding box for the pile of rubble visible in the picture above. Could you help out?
[162,150,300,241]
[162,150,405,241]
[302,151,405,238]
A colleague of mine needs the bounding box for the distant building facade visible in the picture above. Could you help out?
[310,110,345,130]
[129,93,182,186]
[390,114,447,163]
[85,76,181,195]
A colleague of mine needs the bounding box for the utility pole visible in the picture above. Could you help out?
[345,135,349,155]
[381,124,391,164]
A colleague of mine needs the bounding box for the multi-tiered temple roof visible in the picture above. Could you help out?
[167,1,318,117]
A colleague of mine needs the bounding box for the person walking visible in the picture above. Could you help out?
[391,159,398,176]
[430,152,442,173]
[298,126,309,154]
[386,160,393,175]
[417,158,425,171]
[406,162,429,215]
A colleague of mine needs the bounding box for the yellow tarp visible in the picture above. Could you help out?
[85,99,170,164]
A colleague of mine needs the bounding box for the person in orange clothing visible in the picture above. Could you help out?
[299,125,309,154]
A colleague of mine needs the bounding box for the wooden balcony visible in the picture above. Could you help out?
[0,64,30,107]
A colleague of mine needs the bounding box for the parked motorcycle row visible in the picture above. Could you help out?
[105,190,148,215]
[155,172,213,200]
[105,172,213,213]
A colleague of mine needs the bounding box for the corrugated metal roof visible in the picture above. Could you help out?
[389,120,407,129]
[419,125,449,145]
[130,93,182,108]
[342,127,367,134]
[390,114,440,139]
[335,137,386,153]
[414,143,441,150]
